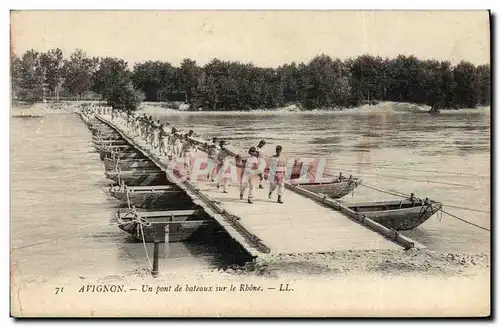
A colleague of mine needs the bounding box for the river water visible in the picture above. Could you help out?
[11,105,490,282]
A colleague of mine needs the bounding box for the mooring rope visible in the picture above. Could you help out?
[360,183,409,198]
[12,240,57,251]
[440,209,490,232]
[114,206,154,269]
[139,218,153,270]
[331,161,489,178]
[126,189,132,209]
[358,172,477,188]
[441,204,490,214]
[437,208,443,222]
[12,220,123,251]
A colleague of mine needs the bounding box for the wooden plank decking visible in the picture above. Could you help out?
[96,115,406,256]
[195,180,400,253]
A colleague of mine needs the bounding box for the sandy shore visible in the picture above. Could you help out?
[251,248,490,277]
[11,249,490,317]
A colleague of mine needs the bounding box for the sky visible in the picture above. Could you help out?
[10,10,490,68]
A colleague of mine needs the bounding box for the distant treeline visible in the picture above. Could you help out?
[11,48,490,111]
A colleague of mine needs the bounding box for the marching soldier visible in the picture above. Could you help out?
[207,137,220,181]
[268,145,286,204]
[182,135,196,171]
[152,121,160,149]
[240,146,262,204]
[255,140,267,189]
[173,133,183,158]
[215,140,231,193]
[158,124,169,156]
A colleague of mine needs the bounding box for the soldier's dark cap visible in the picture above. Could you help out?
[276,145,282,150]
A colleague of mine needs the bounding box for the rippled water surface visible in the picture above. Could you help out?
[11,107,490,281]
[11,113,242,281]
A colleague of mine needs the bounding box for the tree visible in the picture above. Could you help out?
[203,59,225,110]
[305,55,351,108]
[106,82,144,112]
[17,49,44,102]
[39,48,64,99]
[62,49,98,98]
[132,61,165,101]
[131,60,180,101]
[278,62,299,103]
[179,58,200,104]
[349,54,386,105]
[296,63,313,108]
[93,57,129,98]
[452,61,479,108]
[94,57,143,111]
[476,64,490,106]
[10,53,23,99]
[10,47,489,110]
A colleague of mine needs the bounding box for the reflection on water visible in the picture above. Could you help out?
[11,108,490,281]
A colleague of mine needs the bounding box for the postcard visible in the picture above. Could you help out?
[10,10,491,317]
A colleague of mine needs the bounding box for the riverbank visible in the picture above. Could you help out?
[12,100,491,116]
[137,101,490,115]
[11,101,98,116]
[250,249,490,278]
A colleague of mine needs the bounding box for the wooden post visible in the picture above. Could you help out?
[164,225,170,243]
[151,241,159,277]
[164,225,170,258]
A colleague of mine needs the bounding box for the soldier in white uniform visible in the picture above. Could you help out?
[207,137,220,181]
[239,146,262,204]
[268,145,286,204]
[255,140,267,189]
[158,124,169,156]
[151,121,161,149]
[173,135,183,159]
[215,140,231,193]
[182,135,195,172]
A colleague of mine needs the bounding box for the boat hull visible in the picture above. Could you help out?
[96,145,134,152]
[93,139,129,147]
[347,199,442,230]
[262,164,361,199]
[116,209,216,242]
[91,127,116,135]
[105,170,168,186]
[109,187,192,209]
[92,135,123,141]
[99,150,145,161]
[118,221,213,242]
[103,157,157,171]
[291,178,362,199]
